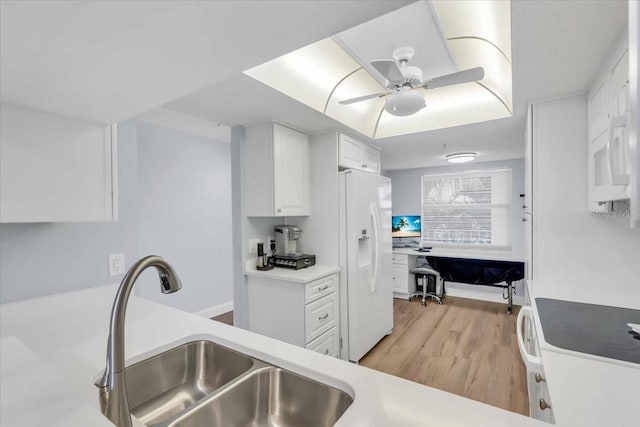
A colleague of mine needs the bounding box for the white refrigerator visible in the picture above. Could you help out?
[338,169,393,362]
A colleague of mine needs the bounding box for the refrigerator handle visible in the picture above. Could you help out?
[369,202,380,294]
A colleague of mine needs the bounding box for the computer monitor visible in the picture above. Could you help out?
[392,215,421,238]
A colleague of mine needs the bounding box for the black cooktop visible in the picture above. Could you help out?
[536,298,640,365]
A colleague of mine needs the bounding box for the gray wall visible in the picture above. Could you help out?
[134,123,233,313]
[0,120,233,313]
[386,158,526,258]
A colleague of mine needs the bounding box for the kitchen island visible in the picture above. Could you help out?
[0,284,544,427]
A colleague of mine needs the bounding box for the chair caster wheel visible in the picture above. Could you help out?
[408,297,412,301]
[421,301,426,306]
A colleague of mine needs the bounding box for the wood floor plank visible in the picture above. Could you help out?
[361,296,529,416]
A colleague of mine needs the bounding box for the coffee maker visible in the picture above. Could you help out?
[272,225,315,269]
[274,225,302,256]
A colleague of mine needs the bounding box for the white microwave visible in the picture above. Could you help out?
[588,82,632,209]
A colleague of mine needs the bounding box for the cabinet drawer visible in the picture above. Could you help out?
[305,326,338,357]
[305,293,336,343]
[392,254,408,265]
[305,274,336,304]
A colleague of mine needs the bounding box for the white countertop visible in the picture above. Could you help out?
[526,280,639,427]
[0,284,544,427]
[393,247,525,262]
[245,263,340,283]
[0,336,113,427]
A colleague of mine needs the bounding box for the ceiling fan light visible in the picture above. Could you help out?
[446,152,477,163]
[384,91,426,116]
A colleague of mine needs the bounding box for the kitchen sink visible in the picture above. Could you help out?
[168,367,354,427]
[96,339,353,426]
[98,340,255,425]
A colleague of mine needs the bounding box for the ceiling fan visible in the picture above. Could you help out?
[339,47,484,117]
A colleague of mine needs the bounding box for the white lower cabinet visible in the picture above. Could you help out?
[391,254,417,299]
[247,272,339,357]
[306,326,339,357]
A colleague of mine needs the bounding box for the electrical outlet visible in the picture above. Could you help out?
[248,239,262,254]
[108,253,125,277]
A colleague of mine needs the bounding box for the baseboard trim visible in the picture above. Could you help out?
[195,301,233,319]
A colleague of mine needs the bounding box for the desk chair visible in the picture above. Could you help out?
[409,266,443,306]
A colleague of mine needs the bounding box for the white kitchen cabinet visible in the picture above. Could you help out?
[391,253,416,299]
[245,122,310,216]
[338,133,381,174]
[0,104,117,223]
[247,272,340,357]
[587,33,632,210]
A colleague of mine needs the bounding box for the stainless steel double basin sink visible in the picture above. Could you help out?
[96,340,353,426]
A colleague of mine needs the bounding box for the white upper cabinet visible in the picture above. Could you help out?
[245,123,310,216]
[338,133,381,174]
[587,33,631,210]
[0,104,117,223]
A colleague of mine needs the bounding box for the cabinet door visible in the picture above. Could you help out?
[273,124,309,216]
[610,48,629,116]
[0,104,116,223]
[392,264,408,294]
[338,134,363,170]
[362,144,381,173]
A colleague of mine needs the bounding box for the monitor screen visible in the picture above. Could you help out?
[392,215,421,238]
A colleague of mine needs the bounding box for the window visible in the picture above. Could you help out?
[421,169,512,248]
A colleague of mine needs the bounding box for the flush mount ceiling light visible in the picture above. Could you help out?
[243,1,512,139]
[446,152,477,163]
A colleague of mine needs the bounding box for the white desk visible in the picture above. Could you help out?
[392,247,525,311]
[393,247,525,263]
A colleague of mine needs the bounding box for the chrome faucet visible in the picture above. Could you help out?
[97,255,182,427]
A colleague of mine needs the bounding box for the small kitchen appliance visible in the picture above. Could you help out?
[274,225,302,256]
[272,225,316,269]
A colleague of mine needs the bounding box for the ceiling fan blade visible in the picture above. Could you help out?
[370,59,404,83]
[423,67,485,89]
[339,92,389,105]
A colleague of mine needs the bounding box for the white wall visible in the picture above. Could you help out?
[533,94,640,308]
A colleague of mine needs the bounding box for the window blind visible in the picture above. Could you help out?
[421,169,512,248]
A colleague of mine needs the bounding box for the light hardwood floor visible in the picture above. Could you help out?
[360,297,529,416]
